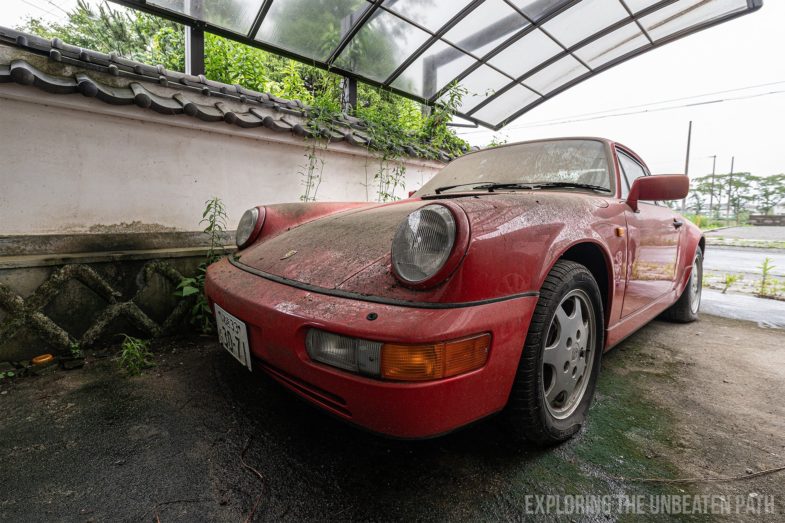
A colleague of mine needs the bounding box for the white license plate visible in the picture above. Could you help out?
[215,304,252,371]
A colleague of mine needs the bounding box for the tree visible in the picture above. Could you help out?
[756,174,785,214]
[722,172,755,219]
[22,0,183,70]
[689,192,704,215]
[690,174,717,215]
[20,0,468,157]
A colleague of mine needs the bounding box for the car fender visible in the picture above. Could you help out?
[675,221,705,295]
[245,201,375,246]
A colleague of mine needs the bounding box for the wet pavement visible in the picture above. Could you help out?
[701,288,785,328]
[704,246,785,278]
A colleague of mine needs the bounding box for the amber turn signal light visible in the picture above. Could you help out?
[380,334,490,381]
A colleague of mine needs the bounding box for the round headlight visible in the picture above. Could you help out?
[392,204,458,285]
[235,207,261,248]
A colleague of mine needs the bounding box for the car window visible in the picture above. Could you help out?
[617,151,647,198]
[416,139,612,195]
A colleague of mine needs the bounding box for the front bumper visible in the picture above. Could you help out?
[205,257,538,438]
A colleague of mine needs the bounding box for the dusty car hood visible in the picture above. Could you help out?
[233,192,620,304]
[235,200,425,289]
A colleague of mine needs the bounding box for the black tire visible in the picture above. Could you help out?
[661,246,703,323]
[504,260,604,446]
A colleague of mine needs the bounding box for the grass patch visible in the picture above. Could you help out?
[481,341,699,520]
[118,335,155,376]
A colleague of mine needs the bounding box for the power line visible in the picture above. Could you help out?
[523,89,785,128]
[46,1,70,15]
[460,79,785,134]
[523,79,785,126]
[19,0,60,19]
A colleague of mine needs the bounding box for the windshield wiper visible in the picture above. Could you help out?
[434,181,537,194]
[434,181,498,194]
[471,182,538,192]
[433,181,611,194]
[531,182,611,193]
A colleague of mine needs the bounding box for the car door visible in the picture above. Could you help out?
[617,149,682,317]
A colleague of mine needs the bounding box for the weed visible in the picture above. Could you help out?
[175,265,214,334]
[776,278,785,296]
[758,257,776,297]
[176,196,227,334]
[374,157,406,202]
[201,196,228,263]
[118,335,154,376]
[721,273,743,294]
[299,143,326,202]
[487,134,508,148]
[0,370,15,380]
[69,342,83,359]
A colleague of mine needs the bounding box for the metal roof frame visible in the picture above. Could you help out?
[108,0,763,130]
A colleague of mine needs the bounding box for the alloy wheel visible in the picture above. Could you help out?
[690,255,702,314]
[541,289,596,420]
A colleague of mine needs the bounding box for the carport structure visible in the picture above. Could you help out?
[109,0,761,129]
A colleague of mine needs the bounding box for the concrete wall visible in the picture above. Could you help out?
[749,215,785,226]
[0,74,444,363]
[0,84,443,235]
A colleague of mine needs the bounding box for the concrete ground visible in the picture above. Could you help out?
[702,289,785,328]
[702,226,785,300]
[703,247,785,279]
[706,226,785,241]
[1,314,783,522]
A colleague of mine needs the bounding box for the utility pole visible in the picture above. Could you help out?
[708,155,717,216]
[682,121,692,212]
[726,156,735,222]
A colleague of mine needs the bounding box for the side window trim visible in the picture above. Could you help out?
[617,149,648,199]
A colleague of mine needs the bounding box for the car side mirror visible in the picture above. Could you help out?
[627,175,689,212]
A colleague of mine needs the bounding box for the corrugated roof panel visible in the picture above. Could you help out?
[108,0,763,130]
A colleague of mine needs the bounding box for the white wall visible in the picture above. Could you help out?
[0,85,443,235]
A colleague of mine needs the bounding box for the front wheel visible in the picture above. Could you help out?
[505,260,604,446]
[661,246,703,323]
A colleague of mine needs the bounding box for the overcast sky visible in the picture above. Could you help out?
[2,1,782,179]
[455,2,785,181]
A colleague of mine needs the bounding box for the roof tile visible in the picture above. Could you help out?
[174,93,225,121]
[216,101,264,128]
[129,82,184,114]
[10,59,77,94]
[76,73,135,105]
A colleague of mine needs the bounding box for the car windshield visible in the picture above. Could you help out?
[416,139,612,196]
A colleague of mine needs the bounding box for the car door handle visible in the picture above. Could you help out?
[673,219,684,229]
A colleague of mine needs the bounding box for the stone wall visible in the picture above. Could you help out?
[0,232,230,362]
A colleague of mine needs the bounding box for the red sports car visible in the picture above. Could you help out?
[205,137,702,444]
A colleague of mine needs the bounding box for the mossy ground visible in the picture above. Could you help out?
[0,334,718,521]
[463,338,699,521]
